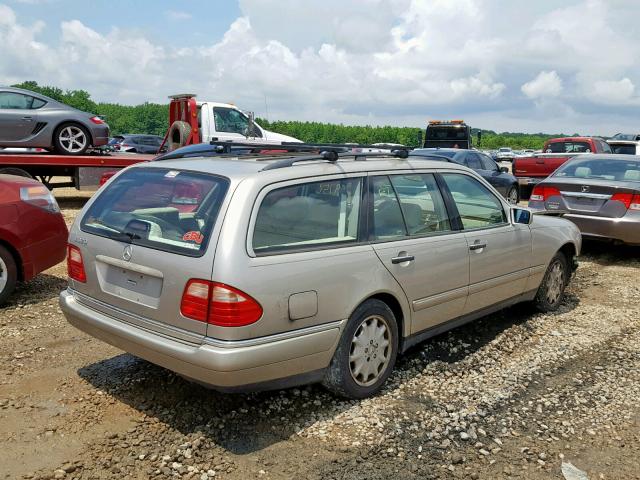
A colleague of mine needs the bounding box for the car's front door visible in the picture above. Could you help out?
[0,92,39,143]
[369,173,470,334]
[440,172,532,314]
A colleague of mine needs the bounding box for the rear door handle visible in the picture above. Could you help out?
[469,242,487,251]
[391,255,415,264]
[22,116,33,121]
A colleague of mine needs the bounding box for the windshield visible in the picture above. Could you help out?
[553,159,640,182]
[81,168,229,257]
[425,126,469,140]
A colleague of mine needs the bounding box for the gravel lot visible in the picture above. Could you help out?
[1,189,639,480]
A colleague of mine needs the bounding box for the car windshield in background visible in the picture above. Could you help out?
[610,144,636,155]
[410,150,457,159]
[425,127,467,140]
[546,142,591,153]
[81,168,229,257]
[553,159,640,182]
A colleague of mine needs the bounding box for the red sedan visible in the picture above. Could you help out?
[0,175,68,303]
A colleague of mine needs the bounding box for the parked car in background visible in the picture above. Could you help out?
[528,155,640,245]
[513,137,612,192]
[610,133,640,141]
[410,148,520,203]
[0,174,68,303]
[607,139,640,155]
[60,150,580,399]
[0,86,109,155]
[111,134,167,154]
[496,147,515,162]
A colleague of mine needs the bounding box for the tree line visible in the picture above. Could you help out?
[13,81,571,150]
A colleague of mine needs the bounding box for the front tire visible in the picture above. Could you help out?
[534,252,568,312]
[322,299,398,399]
[53,123,90,155]
[0,245,18,305]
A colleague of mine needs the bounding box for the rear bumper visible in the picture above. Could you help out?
[90,125,110,146]
[563,213,640,245]
[59,289,342,391]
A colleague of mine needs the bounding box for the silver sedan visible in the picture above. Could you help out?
[0,86,110,155]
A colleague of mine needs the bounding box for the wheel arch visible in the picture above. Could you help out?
[559,242,578,273]
[0,238,24,281]
[352,291,408,351]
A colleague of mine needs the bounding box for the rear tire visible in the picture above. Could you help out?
[0,167,32,178]
[507,185,519,204]
[0,245,18,305]
[534,252,568,312]
[53,122,90,155]
[322,299,398,399]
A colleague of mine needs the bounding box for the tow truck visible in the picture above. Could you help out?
[424,120,473,149]
[0,94,299,190]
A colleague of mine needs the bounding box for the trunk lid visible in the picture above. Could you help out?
[71,167,230,339]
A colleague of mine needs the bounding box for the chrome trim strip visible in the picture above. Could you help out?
[468,268,529,295]
[202,320,345,348]
[412,286,468,312]
[561,191,611,200]
[95,255,164,278]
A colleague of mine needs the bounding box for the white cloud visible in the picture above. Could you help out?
[2,0,640,135]
[165,10,192,21]
[522,71,563,99]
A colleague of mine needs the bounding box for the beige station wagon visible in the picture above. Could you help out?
[60,150,581,398]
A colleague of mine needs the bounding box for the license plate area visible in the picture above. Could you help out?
[95,259,163,308]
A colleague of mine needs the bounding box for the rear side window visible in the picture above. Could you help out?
[253,178,362,254]
[81,168,229,257]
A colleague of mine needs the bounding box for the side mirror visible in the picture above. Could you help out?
[511,207,532,225]
[500,166,509,173]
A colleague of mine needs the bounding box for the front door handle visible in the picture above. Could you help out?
[391,255,415,264]
[469,242,487,251]
[22,116,33,121]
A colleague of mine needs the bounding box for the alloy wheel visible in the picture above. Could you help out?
[349,315,392,387]
[58,126,87,153]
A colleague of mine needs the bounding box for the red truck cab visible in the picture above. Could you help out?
[513,137,612,196]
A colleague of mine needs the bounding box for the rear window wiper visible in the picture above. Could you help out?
[86,221,142,243]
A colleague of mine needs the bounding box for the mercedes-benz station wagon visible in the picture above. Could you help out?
[60,151,581,399]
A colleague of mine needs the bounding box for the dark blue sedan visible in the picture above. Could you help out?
[410,148,520,204]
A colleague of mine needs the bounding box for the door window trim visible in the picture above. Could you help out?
[247,174,369,257]
[435,171,510,232]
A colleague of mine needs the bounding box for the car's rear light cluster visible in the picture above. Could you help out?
[611,192,640,210]
[90,116,105,125]
[180,280,263,327]
[67,244,87,283]
[19,185,60,213]
[530,185,561,202]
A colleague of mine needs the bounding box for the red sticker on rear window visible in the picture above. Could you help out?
[183,231,204,244]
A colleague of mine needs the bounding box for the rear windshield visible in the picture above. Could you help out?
[410,150,457,159]
[610,144,637,155]
[546,142,591,153]
[553,159,640,182]
[81,168,229,257]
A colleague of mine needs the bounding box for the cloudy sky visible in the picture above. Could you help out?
[1,0,639,135]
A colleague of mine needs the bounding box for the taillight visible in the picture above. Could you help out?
[530,185,561,201]
[180,280,263,327]
[611,192,640,210]
[67,244,86,283]
[20,185,60,213]
[90,116,105,125]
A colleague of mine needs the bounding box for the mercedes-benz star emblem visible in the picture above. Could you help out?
[122,245,133,262]
[581,185,590,193]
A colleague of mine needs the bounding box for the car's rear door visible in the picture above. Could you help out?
[70,166,231,340]
[439,172,531,313]
[368,172,470,334]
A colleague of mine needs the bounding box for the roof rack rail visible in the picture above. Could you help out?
[261,148,410,171]
[209,140,413,154]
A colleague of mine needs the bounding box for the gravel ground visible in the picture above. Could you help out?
[0,189,638,480]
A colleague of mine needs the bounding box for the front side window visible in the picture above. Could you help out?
[0,92,40,110]
[389,174,451,235]
[442,173,507,230]
[479,154,497,171]
[81,168,229,257]
[465,153,483,170]
[253,178,362,253]
[213,107,249,135]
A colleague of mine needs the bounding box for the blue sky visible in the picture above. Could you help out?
[2,0,640,135]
